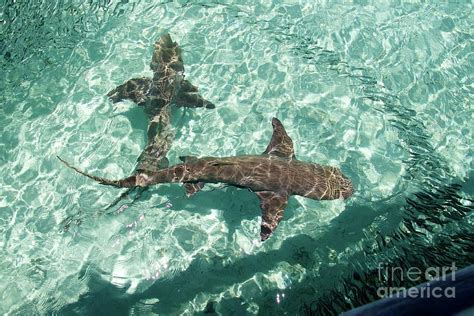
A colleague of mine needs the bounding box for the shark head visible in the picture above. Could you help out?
[296,165,354,201]
[258,118,354,240]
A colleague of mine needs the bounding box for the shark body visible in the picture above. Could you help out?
[59,118,353,240]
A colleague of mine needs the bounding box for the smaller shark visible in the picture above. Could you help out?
[104,33,215,208]
[59,118,354,240]
[107,33,215,173]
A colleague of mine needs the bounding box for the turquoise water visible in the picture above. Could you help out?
[1,1,473,314]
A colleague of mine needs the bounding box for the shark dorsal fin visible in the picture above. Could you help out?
[263,118,295,160]
[256,191,288,241]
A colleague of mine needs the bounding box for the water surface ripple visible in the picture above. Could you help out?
[0,1,472,314]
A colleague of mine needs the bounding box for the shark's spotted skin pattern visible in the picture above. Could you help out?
[59,118,354,241]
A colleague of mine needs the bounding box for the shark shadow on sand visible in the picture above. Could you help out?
[59,118,353,241]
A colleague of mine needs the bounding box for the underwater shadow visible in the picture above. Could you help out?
[145,184,272,240]
[56,196,406,314]
[56,233,318,315]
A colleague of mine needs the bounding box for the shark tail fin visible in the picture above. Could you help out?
[57,156,137,188]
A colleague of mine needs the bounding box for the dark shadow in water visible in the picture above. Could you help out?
[119,105,150,134]
[55,195,405,315]
[57,269,132,316]
[134,183,299,241]
[460,170,474,196]
[56,234,318,315]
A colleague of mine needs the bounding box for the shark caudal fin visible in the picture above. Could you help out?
[57,156,138,188]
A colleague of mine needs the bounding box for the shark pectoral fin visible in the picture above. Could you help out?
[180,79,199,93]
[175,80,215,109]
[256,191,288,241]
[107,77,152,105]
[263,118,295,160]
[183,182,205,197]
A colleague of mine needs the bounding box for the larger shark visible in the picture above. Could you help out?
[59,118,354,240]
[107,33,215,173]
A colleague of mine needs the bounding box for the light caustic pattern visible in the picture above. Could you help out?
[0,1,472,314]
